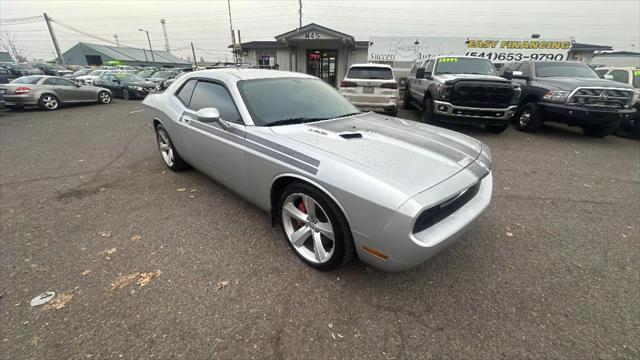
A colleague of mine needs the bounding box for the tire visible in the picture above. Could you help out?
[155,124,190,171]
[402,88,412,109]
[582,124,618,138]
[387,107,398,117]
[121,88,131,100]
[277,182,355,271]
[485,123,509,133]
[38,94,60,111]
[97,91,112,104]
[515,102,542,132]
[421,97,436,124]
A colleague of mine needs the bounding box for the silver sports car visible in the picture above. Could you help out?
[142,69,493,271]
[1,75,112,111]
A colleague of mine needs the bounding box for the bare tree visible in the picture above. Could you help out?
[0,31,29,62]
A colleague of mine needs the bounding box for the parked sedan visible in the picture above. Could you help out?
[142,69,493,271]
[31,63,73,77]
[147,70,179,85]
[0,75,112,111]
[76,69,110,85]
[3,63,43,78]
[94,73,158,100]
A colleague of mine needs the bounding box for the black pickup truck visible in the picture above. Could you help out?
[500,61,638,137]
[404,56,521,133]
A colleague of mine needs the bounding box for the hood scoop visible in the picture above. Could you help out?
[339,132,363,139]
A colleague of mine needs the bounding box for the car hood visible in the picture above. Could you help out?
[147,77,167,82]
[535,77,635,91]
[435,73,510,84]
[77,75,98,80]
[125,80,157,88]
[269,112,486,193]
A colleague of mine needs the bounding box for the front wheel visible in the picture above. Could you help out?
[155,124,190,171]
[515,102,542,132]
[485,123,509,133]
[421,97,436,124]
[582,124,618,138]
[98,91,112,104]
[402,88,412,109]
[278,182,354,271]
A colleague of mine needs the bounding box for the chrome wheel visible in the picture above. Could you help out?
[156,129,174,167]
[99,91,111,104]
[281,193,335,264]
[42,95,58,110]
[518,109,531,127]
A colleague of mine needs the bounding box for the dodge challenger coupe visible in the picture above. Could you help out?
[142,69,493,271]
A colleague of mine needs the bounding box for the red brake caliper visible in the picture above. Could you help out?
[295,200,307,227]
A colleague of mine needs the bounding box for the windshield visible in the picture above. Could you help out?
[73,68,90,76]
[138,70,155,77]
[238,77,360,126]
[11,76,42,84]
[633,70,640,88]
[347,67,393,80]
[153,71,174,79]
[434,57,497,76]
[535,62,600,78]
[13,64,35,70]
[116,74,144,82]
[89,70,104,76]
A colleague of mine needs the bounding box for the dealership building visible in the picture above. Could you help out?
[61,42,191,68]
[236,23,369,86]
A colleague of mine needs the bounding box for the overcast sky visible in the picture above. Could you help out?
[1,0,638,62]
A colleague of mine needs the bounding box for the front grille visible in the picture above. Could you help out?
[413,181,481,234]
[450,81,514,108]
[568,88,634,109]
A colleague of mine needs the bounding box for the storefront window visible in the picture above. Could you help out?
[256,51,276,68]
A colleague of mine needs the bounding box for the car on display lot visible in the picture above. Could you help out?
[1,63,43,78]
[137,69,157,79]
[146,70,179,85]
[93,72,158,100]
[338,64,399,116]
[75,69,110,85]
[160,71,187,90]
[404,56,521,133]
[0,68,11,84]
[31,62,73,77]
[595,67,640,138]
[64,67,93,80]
[500,61,638,137]
[0,75,112,111]
[142,69,493,271]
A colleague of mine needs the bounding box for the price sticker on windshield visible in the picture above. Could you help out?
[438,57,459,63]
[633,70,640,76]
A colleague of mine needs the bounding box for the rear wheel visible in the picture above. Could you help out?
[38,94,59,111]
[485,123,509,133]
[98,91,111,104]
[402,88,412,109]
[421,97,436,124]
[278,182,354,271]
[387,107,398,117]
[155,124,189,171]
[582,124,618,138]
[516,102,542,132]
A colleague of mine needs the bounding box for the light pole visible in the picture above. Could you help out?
[138,29,155,64]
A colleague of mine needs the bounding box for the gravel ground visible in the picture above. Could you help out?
[0,101,638,359]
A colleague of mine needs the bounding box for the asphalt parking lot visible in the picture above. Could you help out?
[1,101,638,359]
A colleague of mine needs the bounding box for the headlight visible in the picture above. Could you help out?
[511,85,522,105]
[437,83,454,100]
[633,90,640,105]
[542,90,570,103]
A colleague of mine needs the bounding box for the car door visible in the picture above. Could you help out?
[179,79,249,197]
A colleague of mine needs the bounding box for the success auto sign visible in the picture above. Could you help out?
[465,38,571,62]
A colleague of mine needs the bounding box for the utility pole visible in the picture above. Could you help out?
[236,30,242,63]
[191,42,198,69]
[43,13,64,65]
[113,34,120,47]
[138,29,155,63]
[298,0,303,31]
[160,19,170,52]
[227,0,237,63]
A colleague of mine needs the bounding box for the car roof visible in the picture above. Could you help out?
[348,63,393,69]
[596,66,638,70]
[187,68,315,81]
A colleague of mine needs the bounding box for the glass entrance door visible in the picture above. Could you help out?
[306,50,338,86]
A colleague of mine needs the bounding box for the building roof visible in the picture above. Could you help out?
[232,41,288,50]
[68,42,190,64]
[594,51,640,57]
[275,23,356,45]
[570,42,613,52]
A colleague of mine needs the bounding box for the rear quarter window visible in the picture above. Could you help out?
[176,79,197,105]
[347,67,393,80]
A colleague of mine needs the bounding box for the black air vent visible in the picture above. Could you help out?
[339,133,363,139]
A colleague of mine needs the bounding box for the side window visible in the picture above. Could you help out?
[520,62,532,77]
[43,78,56,85]
[425,60,434,73]
[595,69,608,77]
[57,78,76,87]
[189,81,242,123]
[609,70,629,84]
[409,62,418,75]
[176,79,197,105]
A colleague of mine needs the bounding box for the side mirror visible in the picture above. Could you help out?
[603,74,614,80]
[196,107,231,130]
[511,71,527,80]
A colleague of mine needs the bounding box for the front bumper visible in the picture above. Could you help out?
[434,100,516,124]
[354,169,493,271]
[539,102,636,125]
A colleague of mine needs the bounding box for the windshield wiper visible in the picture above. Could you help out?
[266,117,329,127]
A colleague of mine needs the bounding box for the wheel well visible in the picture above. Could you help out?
[423,91,432,102]
[39,93,57,100]
[152,119,162,129]
[521,95,539,105]
[270,176,299,225]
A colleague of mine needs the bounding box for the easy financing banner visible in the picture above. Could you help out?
[369,37,572,63]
